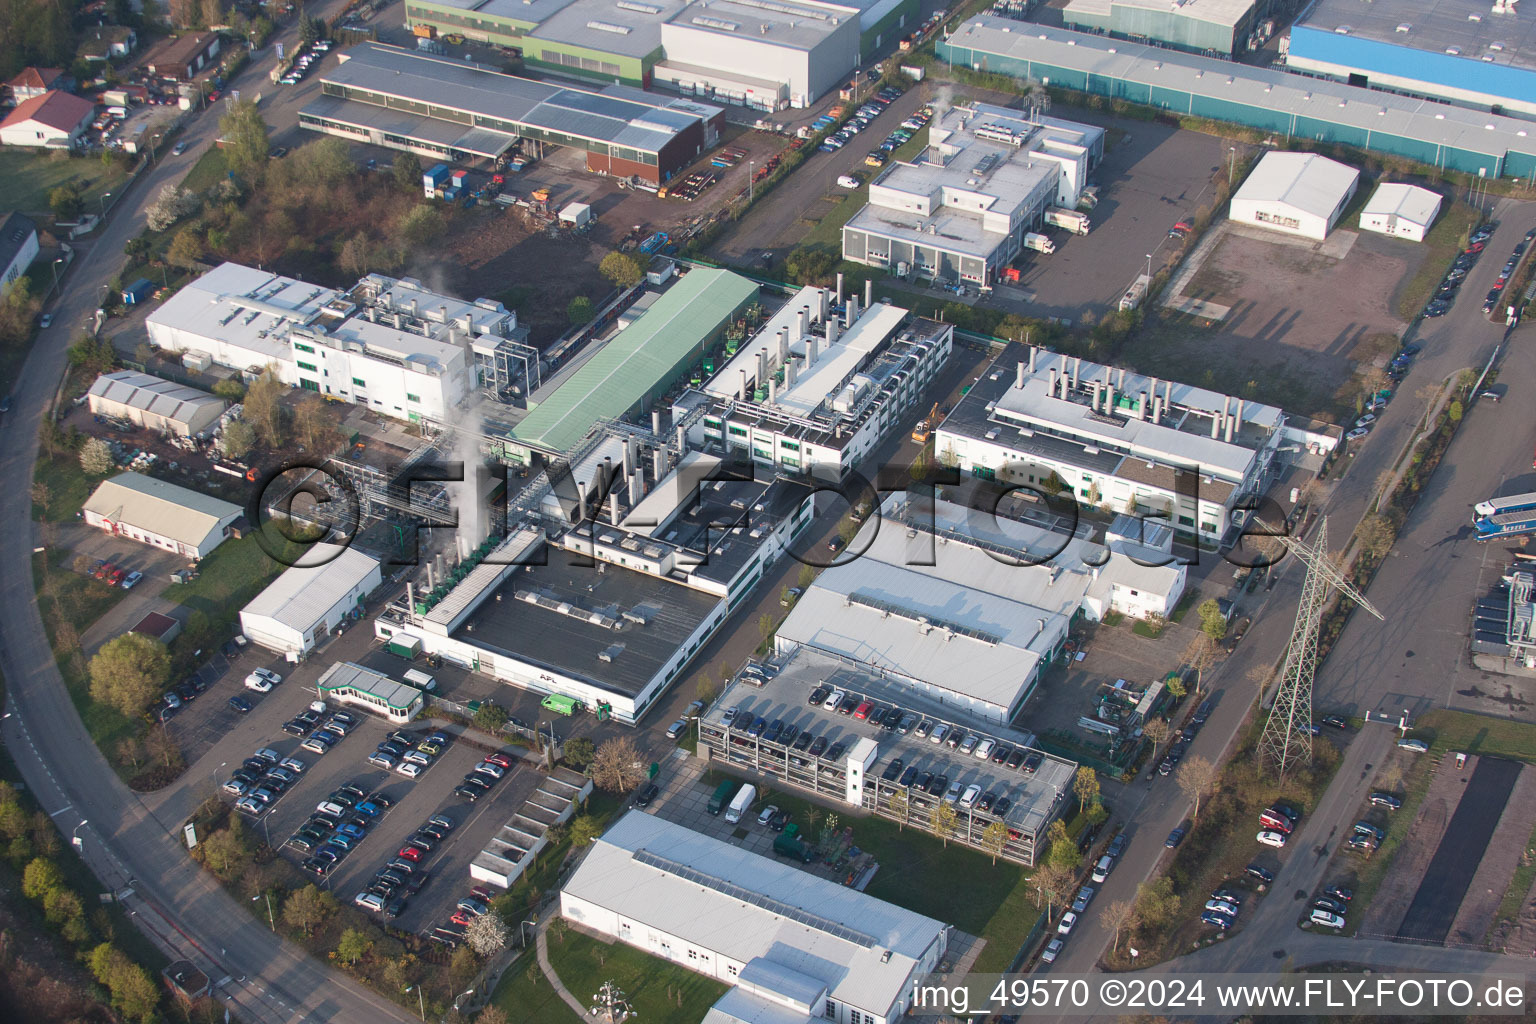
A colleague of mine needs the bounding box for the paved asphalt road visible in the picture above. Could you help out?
[0,9,419,1024]
[1044,199,1536,996]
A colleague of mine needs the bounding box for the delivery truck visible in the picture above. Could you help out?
[724,783,756,823]
[1044,208,1091,234]
[1024,232,1055,254]
[707,780,737,816]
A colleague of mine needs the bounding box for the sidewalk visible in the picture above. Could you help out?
[535,911,591,1019]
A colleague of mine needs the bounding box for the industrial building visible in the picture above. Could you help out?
[404,0,918,105]
[1358,182,1442,242]
[775,492,1185,722]
[373,443,817,723]
[1061,0,1259,57]
[1287,0,1536,122]
[679,282,953,479]
[935,344,1291,544]
[82,473,244,559]
[842,103,1104,285]
[561,810,950,1024]
[316,662,425,722]
[302,42,723,181]
[87,370,226,438]
[504,267,757,461]
[147,262,529,426]
[240,544,384,658]
[1229,151,1359,241]
[937,16,1536,180]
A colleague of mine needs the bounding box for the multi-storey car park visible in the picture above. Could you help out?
[302,42,723,180]
[937,16,1536,180]
[842,102,1104,287]
[934,343,1337,545]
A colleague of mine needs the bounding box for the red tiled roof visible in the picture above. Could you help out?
[1,90,95,133]
[7,67,64,90]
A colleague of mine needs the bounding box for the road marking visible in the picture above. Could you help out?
[49,804,72,816]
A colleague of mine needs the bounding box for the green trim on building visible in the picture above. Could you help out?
[860,0,920,60]
[523,40,658,89]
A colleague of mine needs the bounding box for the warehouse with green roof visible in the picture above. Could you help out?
[506,268,757,461]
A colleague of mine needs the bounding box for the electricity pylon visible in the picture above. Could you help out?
[1257,517,1383,776]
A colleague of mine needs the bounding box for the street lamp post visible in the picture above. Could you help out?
[1228,146,1236,186]
[748,160,755,203]
[405,985,425,1020]
[99,192,112,219]
[1144,253,1153,279]
[520,918,538,947]
[212,761,227,790]
[50,257,63,296]
[72,820,88,850]
[251,891,275,930]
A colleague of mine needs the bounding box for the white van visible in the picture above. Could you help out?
[1091,854,1114,883]
[403,668,437,692]
[1310,908,1345,929]
[725,783,756,823]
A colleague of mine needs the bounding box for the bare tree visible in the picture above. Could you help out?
[1033,862,1073,917]
[1247,664,1273,710]
[1184,632,1221,694]
[930,803,959,847]
[1142,718,1172,750]
[1176,755,1219,821]
[1103,899,1138,954]
[589,738,647,792]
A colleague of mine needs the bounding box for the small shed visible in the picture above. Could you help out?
[558,202,592,228]
[130,611,183,645]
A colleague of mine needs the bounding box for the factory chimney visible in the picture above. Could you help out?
[576,480,588,522]
[787,359,798,387]
[1016,361,1025,389]
[739,369,748,402]
[818,288,829,322]
[779,328,789,365]
[652,408,663,434]
[769,377,778,404]
[846,293,860,325]
[1137,391,1147,421]
[628,469,642,507]
[826,317,839,350]
[622,437,634,477]
[864,278,873,309]
[675,424,687,454]
[653,448,666,481]
[1028,345,1037,373]
[609,491,621,525]
[798,308,809,345]
[1072,357,1081,390]
[836,272,844,303]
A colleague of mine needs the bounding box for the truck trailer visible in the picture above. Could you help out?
[1475,511,1536,541]
[1044,208,1091,235]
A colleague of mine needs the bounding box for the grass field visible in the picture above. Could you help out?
[487,949,586,1024]
[547,929,728,1023]
[0,148,129,216]
[33,453,99,523]
[179,145,229,195]
[1412,708,1536,764]
[170,529,297,628]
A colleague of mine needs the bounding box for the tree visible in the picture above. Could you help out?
[49,181,83,221]
[567,814,602,848]
[392,151,423,194]
[449,944,480,988]
[145,724,181,769]
[929,802,958,847]
[294,392,339,453]
[220,98,270,181]
[1134,877,1180,931]
[562,736,596,768]
[478,1007,512,1024]
[395,204,444,249]
[336,927,372,965]
[599,251,645,290]
[166,225,206,269]
[1046,819,1081,873]
[22,857,66,901]
[1142,718,1171,749]
[338,231,374,279]
[242,368,288,446]
[79,436,114,475]
[473,702,508,732]
[465,910,509,956]
[283,884,335,937]
[567,296,595,326]
[1184,632,1220,695]
[221,418,256,459]
[87,943,159,1023]
[1033,862,1073,917]
[1197,598,1228,641]
[590,737,647,792]
[980,820,1009,864]
[1072,766,1100,814]
[43,885,84,927]
[1176,755,1219,821]
[784,246,837,285]
[145,183,199,231]
[1103,899,1138,954]
[199,818,253,880]
[88,633,171,717]
[213,378,247,400]
[1165,675,1187,701]
[1357,513,1395,562]
[888,788,910,830]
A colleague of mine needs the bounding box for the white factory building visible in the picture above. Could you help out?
[240,544,384,658]
[146,263,520,425]
[87,370,227,437]
[936,344,1290,544]
[775,493,1184,723]
[561,810,949,1024]
[843,103,1104,286]
[1229,152,1359,241]
[82,473,244,559]
[1358,182,1442,243]
[679,282,954,480]
[655,0,861,110]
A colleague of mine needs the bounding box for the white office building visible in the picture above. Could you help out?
[561,810,949,1024]
[1358,182,1442,243]
[240,544,384,658]
[936,344,1289,543]
[681,284,953,480]
[843,103,1103,285]
[147,263,519,425]
[1229,152,1359,241]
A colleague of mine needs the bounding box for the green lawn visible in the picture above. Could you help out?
[34,453,101,523]
[1489,816,1536,941]
[1412,708,1536,763]
[487,949,586,1024]
[179,145,229,195]
[0,148,130,217]
[701,769,1043,971]
[170,529,297,627]
[547,929,728,1023]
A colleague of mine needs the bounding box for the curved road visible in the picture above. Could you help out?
[0,14,417,1024]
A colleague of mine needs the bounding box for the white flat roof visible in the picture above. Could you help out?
[358,274,515,336]
[1361,182,1443,226]
[242,544,381,632]
[777,302,905,417]
[148,262,337,363]
[1233,151,1358,219]
[1064,0,1254,29]
[703,285,825,400]
[663,0,857,51]
[563,810,945,1017]
[312,316,465,374]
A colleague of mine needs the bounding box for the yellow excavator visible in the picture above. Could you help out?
[911,402,939,443]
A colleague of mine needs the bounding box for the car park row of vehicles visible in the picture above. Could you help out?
[279,39,330,86]
[90,558,142,590]
[294,782,394,880]
[351,810,458,920]
[225,746,306,816]
[1478,226,1534,317]
[818,87,915,155]
[866,102,930,167]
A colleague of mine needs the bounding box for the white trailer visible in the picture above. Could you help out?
[1044,208,1091,235]
[724,783,756,823]
[1024,232,1056,254]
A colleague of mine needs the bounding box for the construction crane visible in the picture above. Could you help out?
[911,402,939,444]
[1257,517,1383,777]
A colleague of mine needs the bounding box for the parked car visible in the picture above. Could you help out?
[1368,791,1401,809]
[632,782,659,808]
[1201,911,1235,930]
[1256,830,1288,848]
[1246,863,1274,883]
[1398,738,1429,752]
[1166,827,1186,848]
[1041,938,1064,964]
[1310,909,1346,929]
[228,695,253,713]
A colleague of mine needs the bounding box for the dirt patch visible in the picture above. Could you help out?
[1491,859,1536,955]
[1126,228,1414,421]
[1357,755,1471,936]
[1453,765,1536,945]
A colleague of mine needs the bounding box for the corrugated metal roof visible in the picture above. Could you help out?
[1233,151,1358,218]
[241,544,381,633]
[316,662,422,710]
[88,370,224,429]
[512,269,756,454]
[82,473,242,548]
